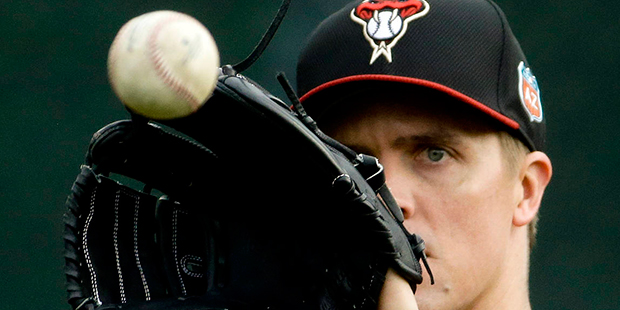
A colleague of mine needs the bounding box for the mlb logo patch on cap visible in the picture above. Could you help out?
[518,61,543,122]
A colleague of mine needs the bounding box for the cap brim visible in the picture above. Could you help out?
[299,74,520,131]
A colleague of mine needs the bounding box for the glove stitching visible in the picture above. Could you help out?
[114,190,127,304]
[180,255,204,278]
[130,190,151,301]
[83,187,102,306]
[172,208,188,296]
[361,269,375,309]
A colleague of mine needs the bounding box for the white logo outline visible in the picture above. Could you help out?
[350,0,430,65]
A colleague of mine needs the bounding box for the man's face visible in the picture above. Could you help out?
[319,91,523,310]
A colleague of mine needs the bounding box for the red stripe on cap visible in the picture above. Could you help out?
[299,74,520,130]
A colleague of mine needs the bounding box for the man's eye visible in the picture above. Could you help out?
[427,148,446,162]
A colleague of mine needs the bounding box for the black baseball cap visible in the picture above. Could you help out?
[296,0,545,151]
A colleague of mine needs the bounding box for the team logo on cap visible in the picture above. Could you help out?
[350,0,430,65]
[518,61,543,122]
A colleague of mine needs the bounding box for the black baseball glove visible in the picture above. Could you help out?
[63,2,432,308]
[63,65,433,310]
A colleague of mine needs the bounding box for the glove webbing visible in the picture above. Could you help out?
[65,167,223,310]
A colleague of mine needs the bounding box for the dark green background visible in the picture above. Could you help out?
[1,0,618,309]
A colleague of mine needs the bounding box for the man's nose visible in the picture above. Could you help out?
[388,184,416,220]
[382,162,416,220]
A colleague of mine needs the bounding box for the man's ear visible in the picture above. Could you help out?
[513,151,553,227]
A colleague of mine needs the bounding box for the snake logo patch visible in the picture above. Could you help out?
[350,0,430,64]
[518,61,543,122]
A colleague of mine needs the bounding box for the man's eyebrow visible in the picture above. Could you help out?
[337,132,462,155]
[392,132,461,148]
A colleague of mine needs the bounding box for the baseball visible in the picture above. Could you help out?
[366,10,403,40]
[108,10,220,120]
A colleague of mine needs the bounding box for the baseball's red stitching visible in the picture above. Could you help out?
[148,13,201,111]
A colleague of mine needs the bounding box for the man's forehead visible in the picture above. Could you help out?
[318,85,503,135]
[393,131,460,145]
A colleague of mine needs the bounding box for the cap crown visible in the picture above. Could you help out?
[297,0,545,151]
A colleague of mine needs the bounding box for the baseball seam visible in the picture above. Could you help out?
[387,14,398,37]
[148,14,201,112]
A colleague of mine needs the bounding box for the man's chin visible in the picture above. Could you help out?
[413,261,452,310]
[413,287,451,310]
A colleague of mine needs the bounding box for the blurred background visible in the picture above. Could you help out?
[1,0,618,309]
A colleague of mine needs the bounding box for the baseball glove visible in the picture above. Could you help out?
[63,2,432,309]
[63,66,433,310]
